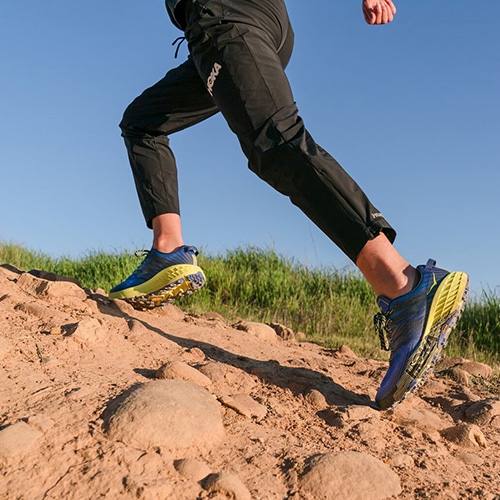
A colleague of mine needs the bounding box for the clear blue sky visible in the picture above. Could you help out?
[1,1,499,297]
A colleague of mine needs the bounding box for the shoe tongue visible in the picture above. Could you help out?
[376,295,392,313]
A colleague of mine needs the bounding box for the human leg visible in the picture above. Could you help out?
[110,58,219,307]
[183,0,469,409]
[184,0,395,264]
[119,57,218,231]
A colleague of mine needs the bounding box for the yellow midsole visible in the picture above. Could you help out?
[423,271,468,338]
[109,264,204,300]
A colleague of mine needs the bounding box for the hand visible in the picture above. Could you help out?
[362,0,397,25]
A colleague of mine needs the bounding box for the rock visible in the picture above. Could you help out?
[491,415,500,429]
[65,318,108,346]
[42,280,88,302]
[331,405,380,427]
[300,451,401,500]
[174,458,212,482]
[460,361,493,379]
[351,420,386,442]
[198,361,226,383]
[438,357,493,381]
[16,273,51,297]
[202,311,226,322]
[465,398,500,427]
[304,389,327,409]
[183,347,206,363]
[392,406,446,432]
[454,387,482,402]
[203,472,251,500]
[387,452,414,468]
[112,299,136,315]
[268,322,295,341]
[457,452,484,466]
[155,361,212,388]
[441,423,487,448]
[293,331,307,341]
[219,394,267,420]
[343,405,379,422]
[337,345,358,358]
[0,421,43,458]
[436,356,466,371]
[104,380,224,452]
[449,367,471,386]
[233,321,280,345]
[155,303,185,321]
[124,319,149,343]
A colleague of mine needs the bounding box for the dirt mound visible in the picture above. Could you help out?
[1,264,499,499]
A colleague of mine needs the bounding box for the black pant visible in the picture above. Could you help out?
[120,0,396,262]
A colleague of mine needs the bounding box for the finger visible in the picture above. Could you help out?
[382,4,390,23]
[383,0,396,20]
[385,0,397,15]
[363,4,376,24]
[380,3,395,24]
[373,2,382,24]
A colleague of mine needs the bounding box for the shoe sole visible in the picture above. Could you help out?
[109,264,206,310]
[377,271,469,410]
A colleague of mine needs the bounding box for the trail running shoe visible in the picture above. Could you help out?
[373,259,469,410]
[109,245,206,310]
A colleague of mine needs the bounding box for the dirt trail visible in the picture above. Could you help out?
[1,264,499,499]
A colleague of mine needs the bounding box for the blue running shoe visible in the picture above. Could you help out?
[374,259,469,410]
[109,245,206,310]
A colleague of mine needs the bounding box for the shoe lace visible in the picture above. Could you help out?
[134,249,149,258]
[129,249,151,277]
[373,311,393,351]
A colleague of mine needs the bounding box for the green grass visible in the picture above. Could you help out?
[447,290,500,365]
[1,241,499,368]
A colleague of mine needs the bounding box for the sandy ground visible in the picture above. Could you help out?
[1,264,499,500]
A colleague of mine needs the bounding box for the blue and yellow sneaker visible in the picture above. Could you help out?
[374,259,469,410]
[109,245,206,310]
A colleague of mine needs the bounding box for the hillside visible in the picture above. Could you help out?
[0,263,499,499]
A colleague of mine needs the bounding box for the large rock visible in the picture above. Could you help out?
[104,380,224,452]
[441,423,487,448]
[233,321,281,345]
[300,451,401,500]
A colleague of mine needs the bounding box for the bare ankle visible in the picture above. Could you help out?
[393,265,419,298]
[153,239,183,254]
[356,234,418,299]
[151,214,184,253]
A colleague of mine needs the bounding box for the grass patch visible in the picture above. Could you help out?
[1,241,498,367]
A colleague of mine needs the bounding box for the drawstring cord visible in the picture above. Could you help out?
[172,36,186,58]
[171,1,217,58]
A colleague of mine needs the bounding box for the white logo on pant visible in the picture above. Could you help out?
[207,62,222,97]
